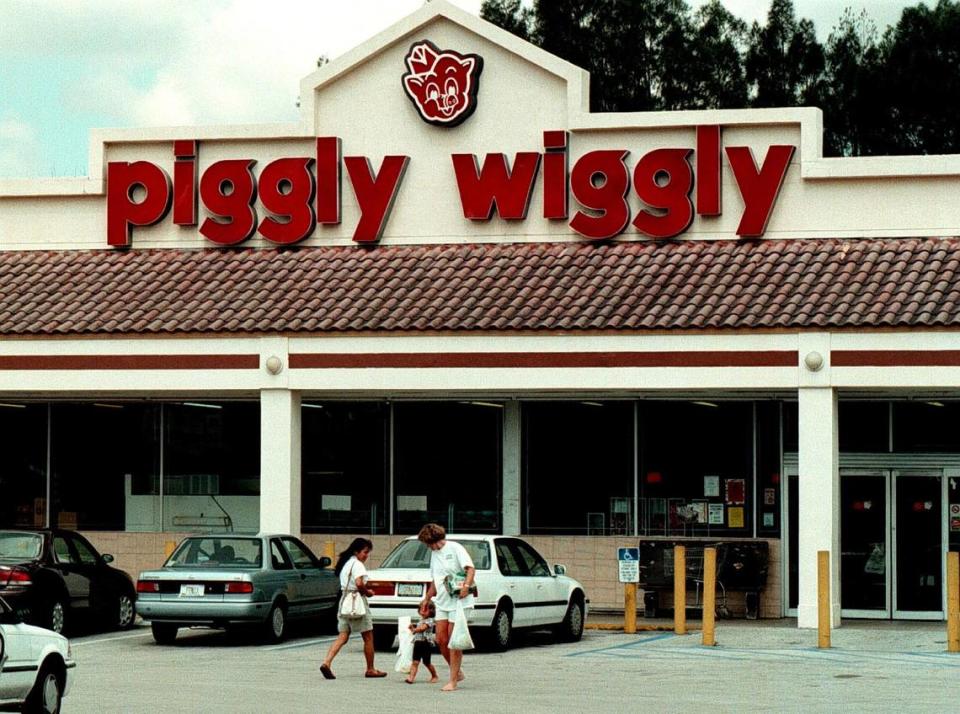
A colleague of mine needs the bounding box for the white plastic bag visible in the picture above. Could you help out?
[449,601,475,651]
[395,616,413,673]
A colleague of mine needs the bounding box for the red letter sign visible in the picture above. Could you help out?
[344,155,410,243]
[199,159,258,245]
[452,153,541,220]
[258,158,316,245]
[726,145,795,237]
[106,161,171,247]
[569,150,631,240]
[632,148,694,239]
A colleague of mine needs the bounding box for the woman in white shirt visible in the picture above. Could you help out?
[320,538,388,680]
[418,523,476,692]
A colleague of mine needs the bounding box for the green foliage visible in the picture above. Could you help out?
[480,0,960,157]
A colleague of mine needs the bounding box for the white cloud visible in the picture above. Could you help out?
[0,115,42,178]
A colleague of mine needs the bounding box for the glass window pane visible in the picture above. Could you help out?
[495,541,521,576]
[0,404,47,528]
[70,535,99,564]
[301,402,388,533]
[892,401,960,452]
[640,401,753,537]
[281,538,316,569]
[839,401,889,452]
[164,402,259,533]
[51,403,159,531]
[271,540,292,570]
[522,401,634,536]
[513,541,550,576]
[393,402,502,534]
[53,536,73,564]
[756,402,782,536]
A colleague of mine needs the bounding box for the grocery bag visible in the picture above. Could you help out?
[395,616,414,673]
[449,601,475,651]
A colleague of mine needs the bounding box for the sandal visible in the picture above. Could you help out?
[320,664,335,680]
[365,670,388,678]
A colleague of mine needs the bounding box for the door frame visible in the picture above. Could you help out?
[839,469,891,619]
[782,463,950,620]
[891,469,947,620]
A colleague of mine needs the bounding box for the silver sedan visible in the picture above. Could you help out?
[135,534,339,644]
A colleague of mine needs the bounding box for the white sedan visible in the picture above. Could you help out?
[0,596,75,714]
[365,534,587,651]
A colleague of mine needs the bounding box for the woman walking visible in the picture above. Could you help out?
[320,537,387,680]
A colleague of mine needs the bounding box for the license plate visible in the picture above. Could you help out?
[397,583,423,597]
[179,583,205,597]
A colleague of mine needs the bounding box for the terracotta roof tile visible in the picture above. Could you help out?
[2,238,960,335]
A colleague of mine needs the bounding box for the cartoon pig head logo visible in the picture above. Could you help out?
[402,40,483,127]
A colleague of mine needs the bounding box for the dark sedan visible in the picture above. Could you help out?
[0,529,137,635]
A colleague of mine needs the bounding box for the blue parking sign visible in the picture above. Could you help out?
[618,547,639,561]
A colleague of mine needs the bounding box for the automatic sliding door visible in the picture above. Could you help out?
[840,473,889,617]
[893,472,943,618]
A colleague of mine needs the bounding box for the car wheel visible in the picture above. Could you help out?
[555,596,585,642]
[372,625,395,651]
[151,622,178,644]
[23,662,62,714]
[263,602,287,643]
[487,603,512,651]
[116,593,136,630]
[41,599,67,636]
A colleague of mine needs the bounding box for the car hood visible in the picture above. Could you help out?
[3,621,69,644]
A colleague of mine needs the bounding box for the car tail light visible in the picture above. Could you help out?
[225,582,254,594]
[366,580,395,597]
[0,567,31,588]
[137,580,160,593]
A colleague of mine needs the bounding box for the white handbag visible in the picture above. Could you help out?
[338,560,368,619]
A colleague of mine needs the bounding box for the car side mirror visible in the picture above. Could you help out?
[101,554,115,565]
[553,564,566,576]
[318,556,331,569]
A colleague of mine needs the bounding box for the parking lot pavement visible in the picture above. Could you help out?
[63,620,960,713]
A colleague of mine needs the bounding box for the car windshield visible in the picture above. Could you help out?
[0,533,42,561]
[379,539,491,570]
[165,538,262,568]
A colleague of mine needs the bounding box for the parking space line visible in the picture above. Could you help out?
[263,636,339,652]
[71,630,154,646]
[565,632,677,657]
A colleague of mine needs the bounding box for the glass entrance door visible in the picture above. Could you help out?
[840,473,889,617]
[893,472,944,618]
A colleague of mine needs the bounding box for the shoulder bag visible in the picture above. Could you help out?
[338,559,368,619]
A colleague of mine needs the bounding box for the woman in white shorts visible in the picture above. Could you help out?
[418,523,476,692]
[320,538,387,680]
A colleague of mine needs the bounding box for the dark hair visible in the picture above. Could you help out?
[334,537,374,576]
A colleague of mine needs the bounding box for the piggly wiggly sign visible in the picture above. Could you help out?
[401,40,483,127]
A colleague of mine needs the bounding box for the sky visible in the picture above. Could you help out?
[0,0,923,179]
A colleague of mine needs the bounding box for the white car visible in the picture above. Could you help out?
[365,534,587,651]
[0,596,75,714]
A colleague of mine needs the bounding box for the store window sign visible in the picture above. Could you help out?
[106,128,795,247]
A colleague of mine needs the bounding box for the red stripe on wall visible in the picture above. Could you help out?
[290,351,798,369]
[832,350,960,367]
[0,355,259,370]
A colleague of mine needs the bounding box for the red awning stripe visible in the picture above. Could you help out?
[0,355,259,370]
[832,350,960,367]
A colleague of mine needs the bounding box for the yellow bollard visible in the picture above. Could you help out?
[674,545,686,635]
[323,540,336,562]
[948,552,959,653]
[818,550,831,649]
[702,547,717,646]
[163,540,177,559]
[625,583,637,634]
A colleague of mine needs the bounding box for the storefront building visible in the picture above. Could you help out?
[2,2,960,627]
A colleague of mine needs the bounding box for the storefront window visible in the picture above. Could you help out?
[522,401,634,535]
[756,402,781,536]
[839,401,889,452]
[892,401,960,452]
[163,402,259,533]
[393,402,502,534]
[639,401,754,537]
[0,404,48,528]
[50,403,159,531]
[301,402,388,533]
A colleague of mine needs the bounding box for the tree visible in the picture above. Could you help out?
[745,0,824,107]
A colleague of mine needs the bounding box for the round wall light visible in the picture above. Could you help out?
[265,356,283,375]
[803,351,824,372]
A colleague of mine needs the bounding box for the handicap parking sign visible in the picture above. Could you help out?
[617,547,640,583]
[618,547,639,561]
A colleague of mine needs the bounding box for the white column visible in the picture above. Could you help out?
[260,389,302,535]
[502,400,521,535]
[797,386,840,628]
